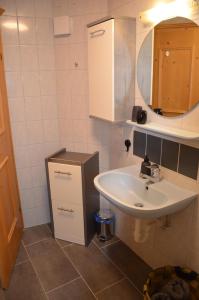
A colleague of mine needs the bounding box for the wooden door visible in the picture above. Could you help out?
[158,48,191,114]
[152,23,199,116]
[189,28,199,108]
[0,9,23,288]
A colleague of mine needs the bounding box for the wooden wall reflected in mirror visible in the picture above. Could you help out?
[137,17,199,117]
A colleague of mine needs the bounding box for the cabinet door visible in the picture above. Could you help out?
[48,162,85,244]
[48,162,83,205]
[52,202,85,245]
[88,19,114,121]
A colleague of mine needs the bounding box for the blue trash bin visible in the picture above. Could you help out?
[95,209,114,242]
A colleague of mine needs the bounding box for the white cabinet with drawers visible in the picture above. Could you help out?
[46,149,99,246]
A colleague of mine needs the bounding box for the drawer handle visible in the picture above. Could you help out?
[54,171,72,176]
[57,207,74,213]
[90,29,105,38]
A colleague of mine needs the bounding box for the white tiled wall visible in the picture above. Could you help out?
[0,0,60,227]
[107,0,199,272]
[1,0,110,226]
[53,0,110,176]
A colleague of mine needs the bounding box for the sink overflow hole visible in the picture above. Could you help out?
[134,203,144,208]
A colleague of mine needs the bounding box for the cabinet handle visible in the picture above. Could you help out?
[57,207,74,213]
[54,171,72,176]
[90,29,105,38]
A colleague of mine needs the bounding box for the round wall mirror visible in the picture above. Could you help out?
[137,17,199,117]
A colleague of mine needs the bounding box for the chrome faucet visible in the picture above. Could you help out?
[140,160,161,183]
[145,164,161,183]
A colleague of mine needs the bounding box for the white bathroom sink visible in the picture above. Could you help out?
[94,165,197,219]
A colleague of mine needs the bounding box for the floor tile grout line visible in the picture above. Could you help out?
[45,223,73,249]
[92,239,120,250]
[35,226,142,296]
[23,237,53,248]
[21,227,143,297]
[97,246,143,296]
[60,241,127,297]
[60,243,73,249]
[43,225,119,250]
[45,224,53,234]
[125,277,144,296]
[23,226,143,297]
[27,225,96,297]
[56,241,73,249]
[23,224,51,233]
[22,240,49,300]
[100,240,120,249]
[58,236,138,296]
[23,236,82,298]
[46,276,81,294]
[56,240,97,299]
[95,277,125,296]
[15,259,29,266]
[57,242,97,299]
[91,239,101,249]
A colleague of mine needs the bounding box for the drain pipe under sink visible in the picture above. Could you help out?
[134,216,172,243]
[134,219,155,243]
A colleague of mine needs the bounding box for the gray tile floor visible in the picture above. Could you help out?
[1,224,152,300]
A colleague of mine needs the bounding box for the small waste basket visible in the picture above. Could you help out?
[144,266,199,300]
[95,209,114,242]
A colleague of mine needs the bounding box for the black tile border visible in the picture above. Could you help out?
[161,139,179,172]
[178,144,199,180]
[133,131,146,158]
[133,131,199,180]
[146,134,161,165]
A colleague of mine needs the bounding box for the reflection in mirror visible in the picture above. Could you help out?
[137,17,199,117]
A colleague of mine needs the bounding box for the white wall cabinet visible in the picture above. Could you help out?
[46,149,99,246]
[87,17,136,122]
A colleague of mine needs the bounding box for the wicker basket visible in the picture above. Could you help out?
[143,266,199,300]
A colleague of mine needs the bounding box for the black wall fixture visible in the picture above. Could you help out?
[125,139,131,152]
